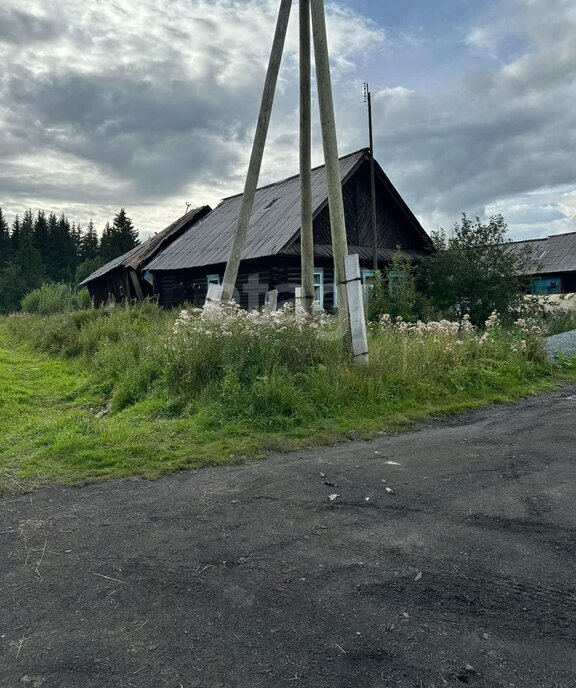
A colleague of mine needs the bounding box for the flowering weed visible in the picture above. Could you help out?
[6,301,561,432]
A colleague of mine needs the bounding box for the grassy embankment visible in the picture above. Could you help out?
[1,303,575,492]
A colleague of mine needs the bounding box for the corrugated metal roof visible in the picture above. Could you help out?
[147,150,367,271]
[510,233,576,275]
[282,244,425,261]
[80,205,211,285]
[80,244,140,285]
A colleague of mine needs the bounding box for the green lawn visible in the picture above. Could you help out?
[0,321,270,492]
[1,318,575,493]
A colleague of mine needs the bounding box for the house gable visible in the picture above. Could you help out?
[281,157,432,260]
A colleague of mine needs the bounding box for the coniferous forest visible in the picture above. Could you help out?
[0,207,139,313]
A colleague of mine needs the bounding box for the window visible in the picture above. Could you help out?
[314,268,324,307]
[334,268,375,309]
[388,270,405,297]
[361,268,375,287]
[531,277,561,295]
[207,274,221,287]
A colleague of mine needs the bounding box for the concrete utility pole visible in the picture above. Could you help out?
[310,0,350,330]
[221,0,368,359]
[221,0,293,302]
[299,0,315,314]
[364,82,378,271]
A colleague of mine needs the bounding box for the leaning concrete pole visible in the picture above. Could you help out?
[310,0,350,331]
[221,0,293,302]
[299,0,315,314]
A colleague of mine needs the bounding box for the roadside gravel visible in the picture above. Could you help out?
[546,328,576,359]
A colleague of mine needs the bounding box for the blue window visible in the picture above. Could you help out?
[388,270,406,296]
[207,274,221,287]
[531,277,561,295]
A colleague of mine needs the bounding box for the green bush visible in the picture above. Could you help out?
[366,251,433,323]
[424,214,530,325]
[21,282,92,315]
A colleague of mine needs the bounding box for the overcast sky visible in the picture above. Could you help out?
[1,0,574,241]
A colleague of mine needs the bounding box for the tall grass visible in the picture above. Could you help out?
[7,303,560,432]
[545,310,576,336]
[21,282,92,315]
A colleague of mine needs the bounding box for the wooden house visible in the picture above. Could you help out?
[145,149,433,309]
[80,205,211,306]
[510,232,576,295]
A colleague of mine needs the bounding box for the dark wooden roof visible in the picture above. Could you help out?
[80,205,211,285]
[510,232,576,275]
[147,149,431,272]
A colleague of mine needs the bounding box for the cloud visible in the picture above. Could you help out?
[0,0,574,244]
[0,0,384,233]
[0,6,62,45]
[343,0,576,237]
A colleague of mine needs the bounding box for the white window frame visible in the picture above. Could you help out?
[207,274,221,287]
[313,268,324,307]
[388,270,405,296]
[334,268,375,309]
[361,268,375,287]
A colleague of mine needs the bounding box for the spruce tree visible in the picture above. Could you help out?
[71,222,83,259]
[33,211,50,267]
[80,219,100,261]
[10,215,22,254]
[46,214,77,281]
[44,213,59,279]
[21,209,34,238]
[14,214,45,293]
[101,209,140,260]
[0,208,9,265]
[99,221,113,260]
[113,209,139,249]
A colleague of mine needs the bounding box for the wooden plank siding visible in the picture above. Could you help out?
[87,268,155,307]
[152,158,432,311]
[156,260,274,310]
[305,163,427,254]
[84,151,433,310]
[155,257,340,311]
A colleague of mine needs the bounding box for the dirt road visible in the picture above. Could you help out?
[2,389,576,687]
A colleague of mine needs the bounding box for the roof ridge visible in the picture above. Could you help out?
[509,237,549,244]
[546,230,576,238]
[510,230,576,245]
[221,148,369,201]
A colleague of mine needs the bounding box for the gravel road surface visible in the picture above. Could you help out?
[2,388,576,687]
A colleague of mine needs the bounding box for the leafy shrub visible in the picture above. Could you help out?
[21,282,91,315]
[366,252,433,323]
[425,214,531,325]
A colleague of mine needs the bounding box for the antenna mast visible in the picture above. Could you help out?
[364,82,378,271]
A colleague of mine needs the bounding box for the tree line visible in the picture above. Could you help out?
[0,207,139,313]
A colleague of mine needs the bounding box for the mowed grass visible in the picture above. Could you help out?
[2,310,576,493]
[0,321,267,492]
